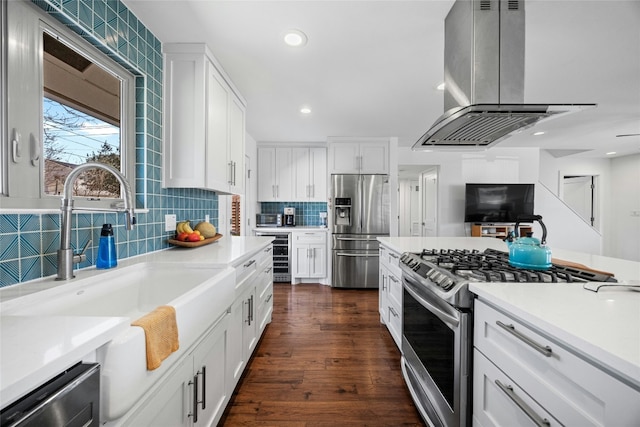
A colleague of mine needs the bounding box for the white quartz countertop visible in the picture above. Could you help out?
[378,236,640,389]
[0,236,272,409]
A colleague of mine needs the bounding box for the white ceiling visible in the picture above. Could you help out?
[122,0,640,159]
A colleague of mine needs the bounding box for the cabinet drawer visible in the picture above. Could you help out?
[387,271,402,309]
[385,303,402,349]
[292,231,326,245]
[379,245,401,275]
[475,299,640,426]
[235,255,259,291]
[474,350,561,427]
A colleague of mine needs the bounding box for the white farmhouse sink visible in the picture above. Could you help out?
[2,262,236,421]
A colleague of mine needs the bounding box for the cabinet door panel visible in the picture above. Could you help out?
[360,142,389,174]
[329,143,359,173]
[310,147,327,201]
[123,357,193,427]
[193,316,229,427]
[228,97,245,193]
[310,245,326,277]
[292,147,311,201]
[275,148,293,200]
[206,66,229,191]
[257,147,276,201]
[163,54,206,187]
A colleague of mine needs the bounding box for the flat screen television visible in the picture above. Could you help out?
[464,183,535,223]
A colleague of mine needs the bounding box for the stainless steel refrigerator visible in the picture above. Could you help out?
[331,174,389,288]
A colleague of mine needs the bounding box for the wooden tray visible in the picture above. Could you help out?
[168,233,223,248]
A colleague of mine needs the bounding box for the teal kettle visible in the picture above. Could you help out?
[504,215,552,270]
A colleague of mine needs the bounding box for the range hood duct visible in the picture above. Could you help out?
[413,0,595,150]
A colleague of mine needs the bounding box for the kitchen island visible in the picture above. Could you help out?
[378,236,640,426]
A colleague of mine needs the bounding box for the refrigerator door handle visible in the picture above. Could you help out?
[336,252,379,257]
[336,237,379,241]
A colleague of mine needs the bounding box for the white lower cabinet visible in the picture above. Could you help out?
[378,243,402,349]
[474,299,640,427]
[118,244,274,427]
[122,313,230,427]
[291,231,327,283]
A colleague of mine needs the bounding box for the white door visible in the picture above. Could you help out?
[421,170,438,237]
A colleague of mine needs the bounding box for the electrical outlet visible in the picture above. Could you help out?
[205,214,210,223]
[165,214,177,232]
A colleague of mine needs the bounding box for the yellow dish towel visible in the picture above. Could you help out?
[131,305,180,370]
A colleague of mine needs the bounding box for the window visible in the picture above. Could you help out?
[1,0,135,210]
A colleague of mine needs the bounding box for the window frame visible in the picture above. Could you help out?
[1,0,136,211]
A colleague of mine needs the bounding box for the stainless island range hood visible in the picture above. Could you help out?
[413,0,595,150]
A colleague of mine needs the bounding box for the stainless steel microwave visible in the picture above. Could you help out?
[256,213,283,227]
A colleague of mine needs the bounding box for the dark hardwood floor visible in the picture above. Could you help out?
[219,283,426,426]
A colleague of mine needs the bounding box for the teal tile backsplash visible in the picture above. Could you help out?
[0,0,219,287]
[260,202,328,227]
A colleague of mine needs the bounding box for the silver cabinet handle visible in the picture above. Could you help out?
[389,253,399,259]
[496,321,552,357]
[266,293,273,303]
[250,295,254,322]
[389,276,399,283]
[495,380,551,427]
[389,306,399,318]
[243,259,256,268]
[381,275,387,291]
[198,366,206,411]
[188,374,199,422]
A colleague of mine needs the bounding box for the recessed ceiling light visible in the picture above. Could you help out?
[532,131,545,136]
[284,29,307,47]
[300,106,312,114]
[436,82,445,91]
[606,151,617,155]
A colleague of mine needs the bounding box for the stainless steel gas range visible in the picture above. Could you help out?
[399,248,617,427]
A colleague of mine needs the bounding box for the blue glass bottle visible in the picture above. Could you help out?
[96,224,117,269]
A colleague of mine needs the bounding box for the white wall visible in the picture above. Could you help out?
[397,147,540,237]
[609,153,640,261]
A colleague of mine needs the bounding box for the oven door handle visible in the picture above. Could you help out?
[403,278,459,328]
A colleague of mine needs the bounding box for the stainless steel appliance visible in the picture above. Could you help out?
[283,207,295,227]
[255,231,291,282]
[1,363,100,426]
[399,248,617,427]
[331,174,389,288]
[256,213,283,227]
[413,0,593,150]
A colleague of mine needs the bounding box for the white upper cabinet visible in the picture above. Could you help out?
[257,147,294,201]
[257,145,326,202]
[292,147,327,202]
[328,140,389,174]
[163,43,246,195]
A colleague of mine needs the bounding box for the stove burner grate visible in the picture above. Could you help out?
[413,248,616,284]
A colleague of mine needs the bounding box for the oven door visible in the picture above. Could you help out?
[401,274,472,427]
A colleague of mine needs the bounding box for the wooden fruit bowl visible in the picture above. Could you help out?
[168,233,223,248]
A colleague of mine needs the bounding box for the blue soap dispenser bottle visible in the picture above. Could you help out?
[96,223,117,269]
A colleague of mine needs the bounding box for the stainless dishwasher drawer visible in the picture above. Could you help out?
[1,363,100,427]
